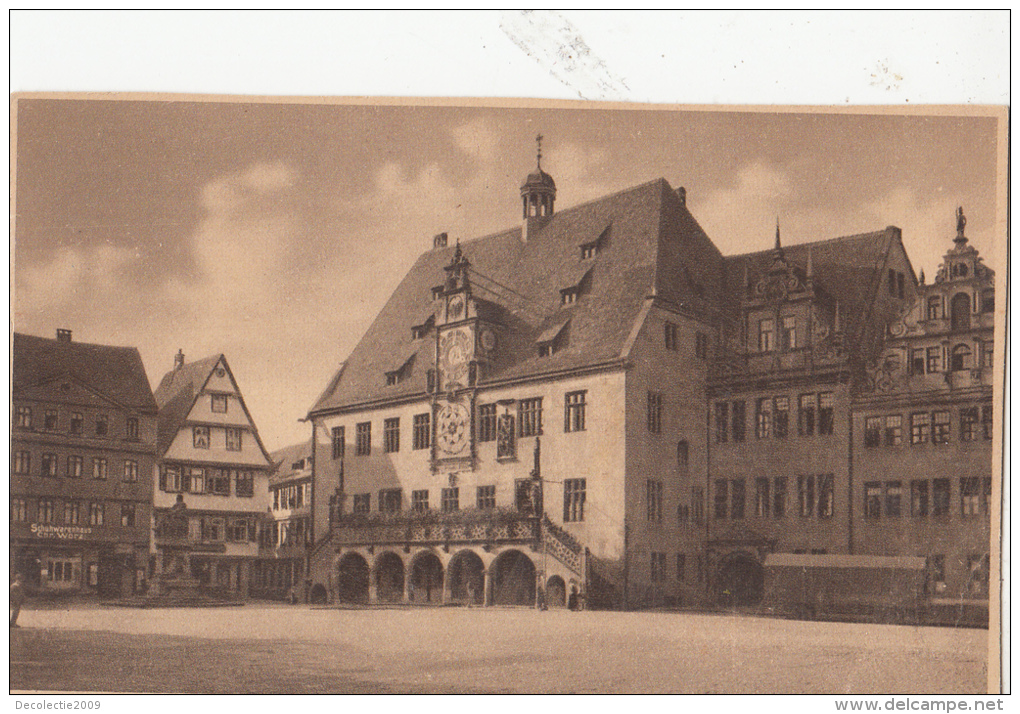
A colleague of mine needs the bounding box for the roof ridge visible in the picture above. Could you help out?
[725,228,893,260]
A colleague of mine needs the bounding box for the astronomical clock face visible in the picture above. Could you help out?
[439,327,473,390]
[436,402,471,455]
[446,294,466,322]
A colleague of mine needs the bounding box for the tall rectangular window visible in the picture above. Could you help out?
[356,422,371,456]
[911,480,929,517]
[864,417,882,447]
[864,482,882,519]
[677,440,689,468]
[92,457,107,480]
[676,554,686,582]
[519,398,543,437]
[818,474,834,518]
[714,479,728,519]
[818,392,834,435]
[781,315,797,350]
[378,489,402,514]
[477,404,496,442]
[774,396,789,439]
[411,489,429,512]
[42,453,59,477]
[960,407,979,442]
[39,499,56,523]
[96,414,109,437]
[773,477,787,518]
[730,479,745,519]
[15,406,32,429]
[647,391,663,434]
[225,427,243,452]
[932,479,951,516]
[353,493,371,514]
[477,485,496,510]
[564,391,587,432]
[650,552,667,583]
[910,413,931,444]
[798,394,816,436]
[981,405,993,440]
[44,410,58,431]
[926,346,941,373]
[211,394,228,413]
[121,503,136,528]
[126,417,139,440]
[64,501,81,525]
[755,477,770,517]
[695,332,709,360]
[715,402,729,443]
[11,498,28,522]
[967,554,989,596]
[331,426,345,459]
[960,478,982,517]
[88,502,104,526]
[932,410,950,444]
[884,415,903,446]
[383,417,400,453]
[885,481,903,517]
[12,451,31,475]
[646,480,663,522]
[692,487,704,525]
[123,460,138,483]
[563,479,586,522]
[756,398,771,439]
[193,425,210,449]
[910,349,926,375]
[798,475,815,517]
[664,321,679,351]
[413,414,431,450]
[731,400,746,442]
[441,487,459,512]
[759,318,775,352]
[235,470,254,498]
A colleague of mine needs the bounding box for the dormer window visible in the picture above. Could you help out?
[385,371,402,386]
[561,288,579,305]
[411,314,435,340]
[431,286,444,301]
[537,319,569,357]
[580,242,598,260]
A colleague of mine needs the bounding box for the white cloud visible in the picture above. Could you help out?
[691,162,793,254]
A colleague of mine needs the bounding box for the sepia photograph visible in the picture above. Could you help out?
[8,11,1008,701]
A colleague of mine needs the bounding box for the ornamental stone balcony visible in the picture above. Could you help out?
[330,507,541,549]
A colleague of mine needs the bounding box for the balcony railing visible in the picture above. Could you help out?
[331,507,540,548]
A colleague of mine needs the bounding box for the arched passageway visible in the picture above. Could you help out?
[409,552,444,604]
[546,575,567,608]
[337,553,370,603]
[447,550,485,605]
[375,552,405,603]
[491,549,536,606]
[716,552,764,606]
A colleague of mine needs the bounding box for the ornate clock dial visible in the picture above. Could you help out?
[480,327,497,353]
[439,327,473,389]
[436,402,470,455]
[447,294,465,321]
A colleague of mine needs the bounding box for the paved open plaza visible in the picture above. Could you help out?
[10,604,989,694]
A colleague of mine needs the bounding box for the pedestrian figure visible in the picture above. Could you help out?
[466,580,475,608]
[10,573,25,628]
[568,584,579,611]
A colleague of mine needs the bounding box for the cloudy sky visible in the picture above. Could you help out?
[12,99,1004,450]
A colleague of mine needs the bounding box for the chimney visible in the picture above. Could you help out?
[174,349,185,370]
[56,329,72,342]
[677,186,687,206]
[433,232,448,249]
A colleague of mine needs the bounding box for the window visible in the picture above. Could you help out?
[714,479,728,519]
[12,451,31,475]
[38,498,56,524]
[44,410,58,431]
[88,502,104,526]
[520,398,543,437]
[932,479,951,516]
[926,346,941,374]
[798,394,816,436]
[714,402,729,443]
[356,422,371,455]
[15,406,32,429]
[564,391,587,432]
[229,518,249,542]
[910,413,931,444]
[864,482,882,519]
[951,344,972,372]
[677,440,689,468]
[957,407,978,442]
[885,481,903,517]
[60,500,80,525]
[950,293,971,331]
[40,453,58,477]
[755,478,770,517]
[692,487,704,525]
[884,415,903,446]
[798,475,815,517]
[664,321,679,351]
[773,477,787,518]
[730,479,745,519]
[193,426,210,449]
[496,414,516,459]
[563,479,586,522]
[781,316,797,350]
[864,417,882,447]
[208,469,231,496]
[932,410,950,444]
[384,417,400,453]
[982,405,993,440]
[928,555,947,594]
[818,393,834,435]
[818,474,834,518]
[983,342,993,368]
[676,554,686,582]
[378,489,402,514]
[910,349,926,375]
[888,269,896,296]
[759,318,775,352]
[121,503,136,528]
[441,487,459,512]
[225,428,243,452]
[695,332,709,359]
[187,468,205,494]
[353,493,371,514]
[646,480,663,522]
[203,517,225,542]
[580,242,597,260]
[927,296,942,320]
[960,478,983,517]
[756,398,771,439]
[331,426,345,459]
[731,401,746,442]
[650,552,667,583]
[411,413,431,450]
[911,480,929,517]
[560,288,579,305]
[91,457,107,480]
[96,414,109,436]
[211,394,228,413]
[646,392,662,434]
[677,503,690,524]
[897,272,905,299]
[124,416,140,441]
[235,471,254,498]
[477,405,496,443]
[774,396,789,439]
[10,498,28,523]
[477,485,496,510]
[411,489,429,512]
[967,554,989,596]
[123,460,138,483]
[162,466,182,492]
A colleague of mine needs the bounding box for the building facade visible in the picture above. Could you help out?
[11,330,157,597]
[303,152,998,613]
[257,442,313,599]
[151,352,273,598]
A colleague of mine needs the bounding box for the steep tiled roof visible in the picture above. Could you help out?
[152,355,222,456]
[12,332,156,412]
[310,179,721,415]
[269,441,313,486]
